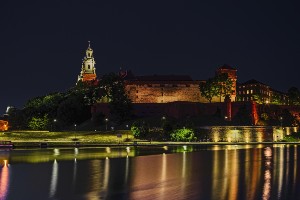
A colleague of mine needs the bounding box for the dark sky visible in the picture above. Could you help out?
[1,0,300,114]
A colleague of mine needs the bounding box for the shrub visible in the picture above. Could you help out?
[131,120,149,139]
[170,128,196,142]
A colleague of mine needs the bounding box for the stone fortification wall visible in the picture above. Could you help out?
[125,81,209,103]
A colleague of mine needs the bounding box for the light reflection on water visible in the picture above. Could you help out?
[0,145,300,199]
[0,160,9,200]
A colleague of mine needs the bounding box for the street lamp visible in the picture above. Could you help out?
[53,119,57,132]
[105,118,108,131]
[126,124,129,139]
[74,124,77,140]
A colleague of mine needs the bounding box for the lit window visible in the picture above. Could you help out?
[247,90,249,94]
[250,90,253,94]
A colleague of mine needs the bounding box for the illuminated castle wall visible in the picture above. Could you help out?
[124,76,206,103]
[122,65,237,104]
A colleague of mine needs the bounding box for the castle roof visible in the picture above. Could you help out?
[218,64,236,70]
[135,75,193,81]
[241,79,269,86]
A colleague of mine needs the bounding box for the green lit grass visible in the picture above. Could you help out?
[0,130,134,146]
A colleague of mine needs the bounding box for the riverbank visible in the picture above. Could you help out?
[1,130,300,148]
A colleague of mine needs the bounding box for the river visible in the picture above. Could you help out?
[0,144,299,200]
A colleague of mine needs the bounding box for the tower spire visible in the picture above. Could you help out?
[77,42,97,83]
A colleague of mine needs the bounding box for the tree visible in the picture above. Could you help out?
[7,108,26,130]
[131,120,149,139]
[73,80,101,106]
[252,94,264,104]
[288,87,300,105]
[271,93,283,105]
[199,73,233,102]
[23,92,64,128]
[199,78,220,103]
[280,109,298,127]
[98,73,132,123]
[215,73,234,101]
[28,114,49,130]
[57,93,91,126]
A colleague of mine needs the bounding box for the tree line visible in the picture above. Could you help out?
[7,73,132,130]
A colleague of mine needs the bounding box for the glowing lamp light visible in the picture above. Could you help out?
[183,145,187,151]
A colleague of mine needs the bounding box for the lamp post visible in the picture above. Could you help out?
[53,119,57,132]
[126,124,129,139]
[74,124,77,140]
[105,118,108,131]
[161,116,166,131]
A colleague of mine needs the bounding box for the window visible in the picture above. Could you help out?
[247,90,249,94]
[88,65,90,69]
[250,90,253,94]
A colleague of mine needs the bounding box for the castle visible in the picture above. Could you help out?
[77,42,300,124]
[77,42,238,104]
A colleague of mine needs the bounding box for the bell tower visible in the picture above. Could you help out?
[77,41,97,83]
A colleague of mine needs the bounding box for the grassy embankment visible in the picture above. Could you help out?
[0,130,134,147]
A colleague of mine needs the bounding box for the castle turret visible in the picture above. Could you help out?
[77,41,97,83]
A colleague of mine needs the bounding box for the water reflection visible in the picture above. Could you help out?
[263,147,272,200]
[1,145,300,199]
[0,160,9,200]
[49,159,58,198]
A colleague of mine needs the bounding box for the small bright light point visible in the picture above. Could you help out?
[54,149,60,156]
[183,145,187,151]
[74,148,79,155]
[163,146,168,150]
[126,147,130,153]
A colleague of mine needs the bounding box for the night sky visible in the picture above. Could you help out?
[1,0,300,114]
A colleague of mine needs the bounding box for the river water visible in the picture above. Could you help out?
[0,144,299,200]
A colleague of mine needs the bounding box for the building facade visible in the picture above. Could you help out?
[237,79,288,105]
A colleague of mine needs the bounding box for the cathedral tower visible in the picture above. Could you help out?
[77,41,97,83]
